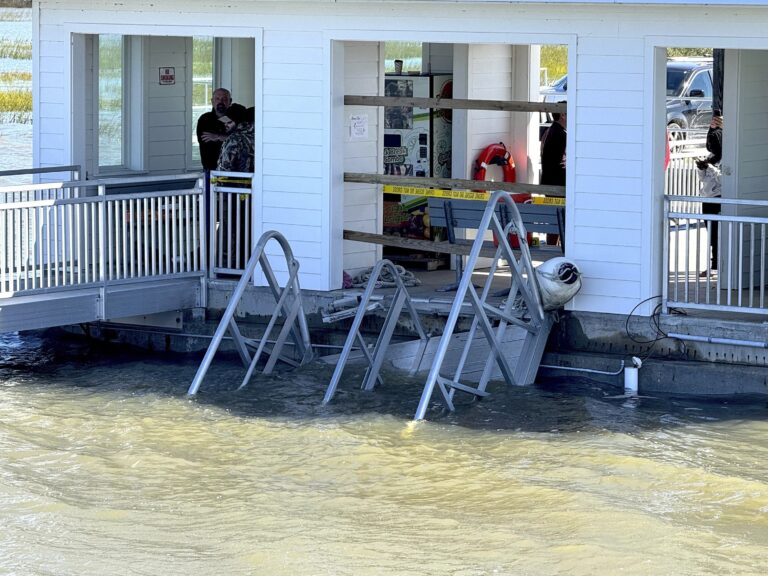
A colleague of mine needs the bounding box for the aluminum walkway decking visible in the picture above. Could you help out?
[0,173,207,334]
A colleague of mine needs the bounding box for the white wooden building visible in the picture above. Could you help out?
[31,0,768,319]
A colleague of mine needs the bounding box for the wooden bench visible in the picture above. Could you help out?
[342,196,565,267]
[426,196,565,258]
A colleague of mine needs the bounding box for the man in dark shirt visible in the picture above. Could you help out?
[540,108,566,245]
[196,88,232,170]
[540,111,566,187]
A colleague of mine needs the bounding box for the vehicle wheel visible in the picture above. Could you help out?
[667,122,685,143]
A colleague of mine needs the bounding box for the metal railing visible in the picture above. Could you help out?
[665,130,706,209]
[209,170,253,277]
[0,174,205,296]
[664,195,768,314]
[0,165,83,199]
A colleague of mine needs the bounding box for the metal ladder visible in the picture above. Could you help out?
[187,230,313,395]
[322,259,429,403]
[414,190,554,420]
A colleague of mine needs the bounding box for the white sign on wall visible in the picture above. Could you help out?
[159,67,176,85]
[350,114,368,140]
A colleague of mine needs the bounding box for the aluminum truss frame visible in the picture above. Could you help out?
[187,230,313,396]
[322,259,429,404]
[414,190,554,420]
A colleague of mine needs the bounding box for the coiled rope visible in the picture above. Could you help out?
[351,264,421,289]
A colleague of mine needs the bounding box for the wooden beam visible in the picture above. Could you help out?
[344,95,566,114]
[343,229,498,258]
[344,172,566,198]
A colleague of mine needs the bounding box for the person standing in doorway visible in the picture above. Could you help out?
[217,103,255,269]
[696,110,723,276]
[195,88,233,256]
[217,104,254,173]
[540,106,566,246]
[197,88,233,170]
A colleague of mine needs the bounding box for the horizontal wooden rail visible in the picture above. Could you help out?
[343,230,498,258]
[343,230,562,261]
[345,95,566,114]
[344,172,566,198]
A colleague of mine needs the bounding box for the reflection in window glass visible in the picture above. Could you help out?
[689,72,712,98]
[384,41,422,74]
[192,36,214,165]
[98,34,123,167]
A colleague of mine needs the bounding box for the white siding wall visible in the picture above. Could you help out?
[147,37,190,173]
[423,43,453,74]
[34,2,768,307]
[568,36,646,314]
[343,42,382,274]
[261,29,327,288]
[735,50,768,208]
[465,44,514,179]
[38,26,68,169]
[731,50,768,284]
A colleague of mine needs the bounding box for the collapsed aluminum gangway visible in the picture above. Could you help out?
[322,190,556,420]
[187,230,313,395]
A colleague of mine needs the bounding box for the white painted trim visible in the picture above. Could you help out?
[184,37,194,172]
[723,49,739,203]
[32,1,40,172]
[647,33,768,51]
[61,23,258,39]
[325,28,574,47]
[128,36,146,171]
[251,28,265,286]
[327,39,344,290]
[69,34,86,176]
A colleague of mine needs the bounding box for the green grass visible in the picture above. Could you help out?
[0,71,31,83]
[667,48,712,58]
[0,1,32,8]
[0,88,31,112]
[385,42,422,61]
[193,37,213,78]
[541,45,567,84]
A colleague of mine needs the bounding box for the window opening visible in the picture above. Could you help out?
[98,34,124,168]
[192,36,214,166]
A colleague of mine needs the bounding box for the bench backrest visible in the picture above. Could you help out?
[428,197,564,236]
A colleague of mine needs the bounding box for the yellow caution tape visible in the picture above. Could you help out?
[531,196,565,205]
[383,185,489,201]
[383,184,566,204]
[211,177,252,185]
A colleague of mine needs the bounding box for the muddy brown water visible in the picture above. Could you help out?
[1,331,767,575]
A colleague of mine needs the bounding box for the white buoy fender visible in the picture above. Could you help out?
[536,257,582,311]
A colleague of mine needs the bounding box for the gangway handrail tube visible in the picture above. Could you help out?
[666,195,768,208]
[187,230,312,396]
[0,165,81,178]
[0,172,199,193]
[65,173,203,188]
[664,194,768,315]
[0,188,202,211]
[0,177,205,298]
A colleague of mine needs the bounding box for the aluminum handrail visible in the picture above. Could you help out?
[187,230,313,396]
